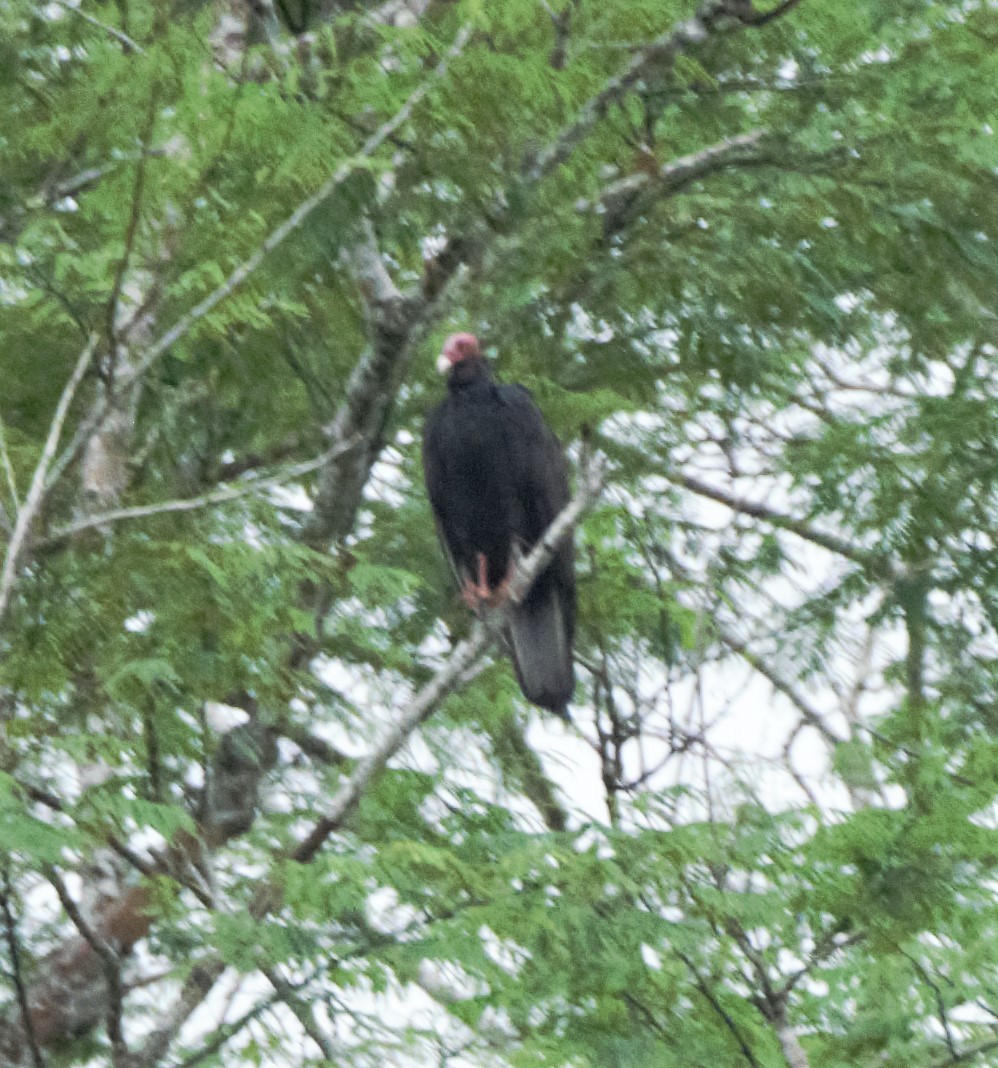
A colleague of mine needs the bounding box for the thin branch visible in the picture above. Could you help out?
[0,335,97,630]
[40,434,362,547]
[56,0,146,54]
[928,1038,998,1068]
[0,415,20,511]
[900,948,959,1060]
[45,866,129,1065]
[133,958,228,1066]
[578,128,769,231]
[527,0,793,183]
[744,0,804,27]
[106,92,158,355]
[716,627,845,746]
[672,470,904,579]
[676,948,761,1066]
[12,776,161,881]
[171,991,277,1068]
[295,456,606,863]
[1,865,46,1068]
[293,624,494,863]
[262,967,335,1059]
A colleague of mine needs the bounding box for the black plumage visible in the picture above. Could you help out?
[423,334,576,714]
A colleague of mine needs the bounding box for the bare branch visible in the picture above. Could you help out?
[1,866,46,1068]
[0,415,20,511]
[296,455,605,862]
[716,627,845,746]
[40,434,361,547]
[672,470,905,579]
[45,866,129,1065]
[0,335,97,631]
[55,0,145,54]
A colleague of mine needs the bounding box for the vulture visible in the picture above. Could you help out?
[423,333,576,714]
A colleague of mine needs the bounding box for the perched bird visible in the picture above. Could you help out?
[423,333,576,714]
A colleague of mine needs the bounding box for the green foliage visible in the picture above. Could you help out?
[1,0,996,1065]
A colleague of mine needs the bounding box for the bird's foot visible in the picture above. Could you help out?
[461,553,493,609]
[483,558,517,607]
[461,553,514,611]
[460,578,491,610]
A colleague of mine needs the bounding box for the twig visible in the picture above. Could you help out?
[716,627,844,746]
[40,433,362,547]
[262,967,335,1058]
[56,0,146,54]
[134,958,228,1065]
[0,415,20,510]
[0,335,97,630]
[1,865,46,1068]
[671,470,904,579]
[295,455,606,863]
[46,866,129,1064]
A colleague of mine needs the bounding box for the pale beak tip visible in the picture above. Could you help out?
[436,352,451,375]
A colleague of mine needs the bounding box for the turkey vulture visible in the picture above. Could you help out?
[423,333,576,714]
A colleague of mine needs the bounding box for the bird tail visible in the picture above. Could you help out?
[508,586,575,715]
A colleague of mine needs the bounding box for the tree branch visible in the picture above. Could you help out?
[40,434,361,547]
[0,335,97,632]
[1,866,46,1068]
[577,128,769,235]
[45,866,129,1065]
[672,470,904,579]
[56,0,145,54]
[527,0,791,183]
[297,455,605,861]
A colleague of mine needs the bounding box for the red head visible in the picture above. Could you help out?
[437,332,481,374]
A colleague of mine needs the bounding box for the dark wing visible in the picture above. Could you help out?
[497,384,571,538]
[497,384,577,714]
[422,400,466,586]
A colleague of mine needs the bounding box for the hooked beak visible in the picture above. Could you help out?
[436,351,452,374]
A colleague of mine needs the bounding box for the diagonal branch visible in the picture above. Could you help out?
[40,434,361,547]
[45,866,129,1065]
[716,626,844,746]
[672,470,905,579]
[0,335,97,632]
[526,0,791,183]
[1,866,46,1068]
[577,128,770,237]
[296,454,605,862]
[56,0,145,54]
